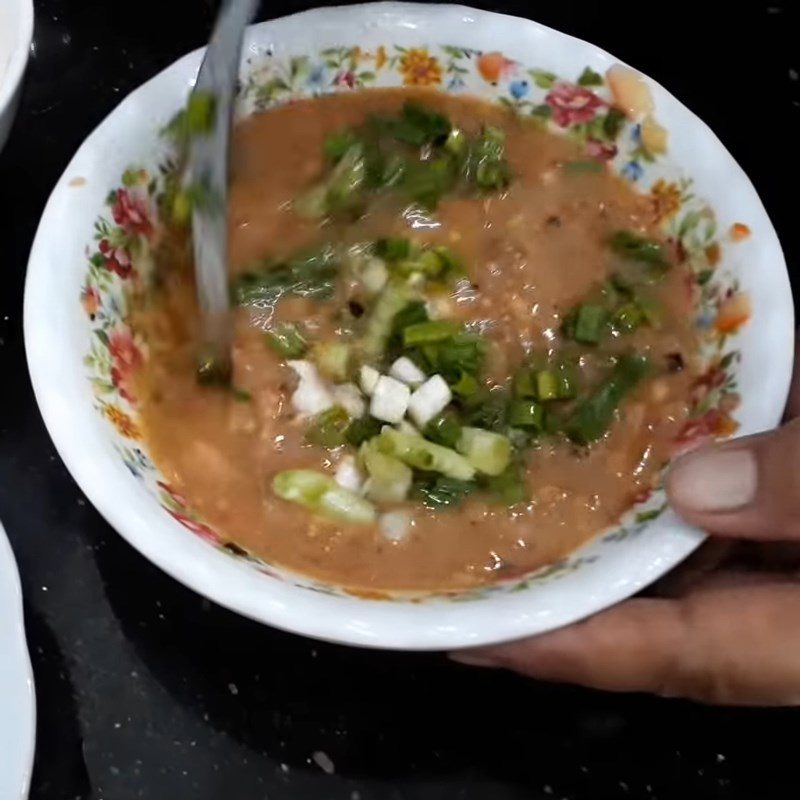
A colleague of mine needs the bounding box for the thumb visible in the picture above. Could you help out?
[667,417,800,541]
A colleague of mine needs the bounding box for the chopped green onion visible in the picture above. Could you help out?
[231,387,252,402]
[361,283,417,361]
[375,237,412,261]
[376,428,475,480]
[325,143,367,214]
[484,462,528,506]
[272,469,376,524]
[413,476,476,509]
[450,370,479,397]
[564,354,650,444]
[612,302,645,333]
[564,160,604,174]
[265,323,308,358]
[636,293,663,329]
[462,389,508,432]
[403,320,461,347]
[572,304,609,344]
[389,101,451,146]
[345,415,383,446]
[311,341,351,382]
[305,406,350,449]
[610,231,668,266]
[536,370,561,401]
[400,156,457,208]
[507,399,545,431]
[324,130,359,162]
[513,369,538,398]
[423,411,463,449]
[445,127,467,155]
[361,445,413,503]
[457,427,512,476]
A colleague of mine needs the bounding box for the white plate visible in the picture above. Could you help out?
[0,522,35,798]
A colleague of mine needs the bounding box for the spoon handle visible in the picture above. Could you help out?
[190,0,258,382]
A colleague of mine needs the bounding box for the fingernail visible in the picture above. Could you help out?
[670,447,757,512]
[448,652,499,668]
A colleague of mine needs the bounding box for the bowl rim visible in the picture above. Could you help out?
[24,2,794,650]
[0,0,34,114]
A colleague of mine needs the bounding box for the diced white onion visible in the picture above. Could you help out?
[369,375,411,424]
[359,365,381,396]
[379,510,412,543]
[389,356,427,387]
[407,374,452,427]
[361,257,389,295]
[286,360,334,416]
[334,455,364,493]
[332,383,365,418]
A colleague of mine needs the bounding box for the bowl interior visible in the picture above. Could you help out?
[24,3,793,649]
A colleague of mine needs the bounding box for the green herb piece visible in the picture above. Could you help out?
[513,369,538,399]
[375,237,412,261]
[345,415,383,447]
[564,354,650,444]
[612,302,645,333]
[577,66,604,87]
[572,304,609,344]
[400,156,457,208]
[311,341,351,382]
[609,231,668,266]
[457,427,512,476]
[413,475,477,509]
[484,462,528,506]
[376,429,476,481]
[232,247,338,306]
[445,127,468,155]
[231,387,252,402]
[403,320,461,347]
[360,282,418,361]
[305,406,350,449]
[451,370,479,397]
[272,469,376,524]
[419,332,485,384]
[507,399,545,431]
[324,130,359,162]
[389,101,451,146]
[463,389,508,432]
[361,445,413,503]
[423,411,463,449]
[536,370,561,401]
[265,323,308,358]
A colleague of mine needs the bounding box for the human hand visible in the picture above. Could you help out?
[451,347,800,705]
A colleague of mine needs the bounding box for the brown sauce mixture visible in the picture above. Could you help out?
[134,89,697,592]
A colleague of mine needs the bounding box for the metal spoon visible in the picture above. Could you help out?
[190,0,258,384]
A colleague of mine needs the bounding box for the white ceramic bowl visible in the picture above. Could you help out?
[25,3,793,650]
[0,523,36,800]
[0,0,33,152]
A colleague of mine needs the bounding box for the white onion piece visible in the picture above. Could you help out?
[407,374,452,427]
[359,365,381,396]
[332,383,366,418]
[389,356,427,387]
[334,455,364,493]
[379,510,412,543]
[370,376,410,424]
[286,360,334,416]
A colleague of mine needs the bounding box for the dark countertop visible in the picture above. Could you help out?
[2,1,799,798]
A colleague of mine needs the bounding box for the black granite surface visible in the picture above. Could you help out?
[2,1,800,798]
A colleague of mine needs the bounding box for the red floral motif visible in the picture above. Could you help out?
[545,82,605,127]
[673,409,738,456]
[334,70,356,89]
[167,510,221,545]
[108,328,143,404]
[112,188,153,238]
[157,480,188,508]
[585,138,617,161]
[98,239,133,278]
[690,362,727,407]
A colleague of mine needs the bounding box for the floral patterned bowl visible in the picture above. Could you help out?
[24,3,793,650]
